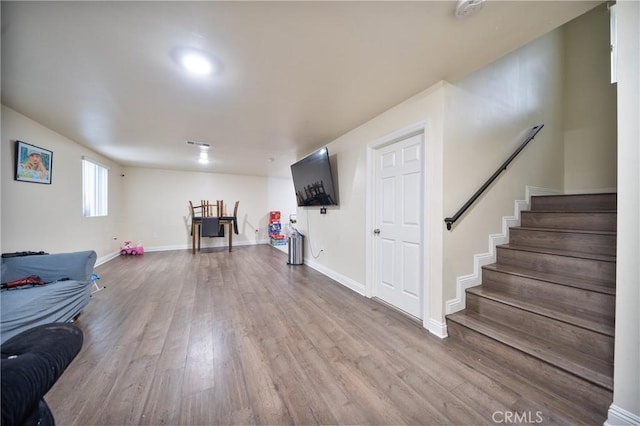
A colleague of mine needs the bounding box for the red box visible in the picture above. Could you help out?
[269,211,281,223]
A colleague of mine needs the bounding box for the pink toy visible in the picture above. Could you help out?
[120,240,144,256]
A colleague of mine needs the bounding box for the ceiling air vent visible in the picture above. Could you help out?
[186,140,210,148]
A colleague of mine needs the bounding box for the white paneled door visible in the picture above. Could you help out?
[374,134,423,318]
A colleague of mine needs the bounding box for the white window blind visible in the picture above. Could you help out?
[82,158,108,217]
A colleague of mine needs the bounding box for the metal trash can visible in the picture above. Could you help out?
[287,232,304,265]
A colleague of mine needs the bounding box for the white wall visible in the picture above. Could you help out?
[267,176,297,226]
[609,1,640,423]
[1,106,123,262]
[266,176,298,254]
[294,81,446,327]
[298,28,567,330]
[1,106,297,258]
[1,106,299,258]
[563,4,617,191]
[442,29,566,304]
[119,166,285,251]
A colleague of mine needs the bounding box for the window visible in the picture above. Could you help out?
[82,158,108,217]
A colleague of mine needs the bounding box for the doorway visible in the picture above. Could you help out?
[367,127,426,319]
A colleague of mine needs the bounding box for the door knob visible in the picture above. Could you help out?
[373,228,381,235]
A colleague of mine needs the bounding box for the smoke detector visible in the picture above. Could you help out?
[455,0,485,18]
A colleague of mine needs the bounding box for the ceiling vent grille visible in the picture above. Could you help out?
[186,140,210,148]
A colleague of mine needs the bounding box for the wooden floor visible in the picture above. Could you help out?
[46,245,604,425]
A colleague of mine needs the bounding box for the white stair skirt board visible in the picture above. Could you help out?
[445,185,562,316]
[605,404,640,426]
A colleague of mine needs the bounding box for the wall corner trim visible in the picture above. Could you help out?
[445,185,562,315]
[427,318,448,339]
[605,404,640,426]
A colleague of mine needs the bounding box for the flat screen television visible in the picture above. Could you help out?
[290,147,338,207]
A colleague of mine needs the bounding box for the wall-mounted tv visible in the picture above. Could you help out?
[290,147,338,207]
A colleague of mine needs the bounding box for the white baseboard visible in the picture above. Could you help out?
[96,240,270,265]
[303,257,367,296]
[142,239,268,253]
[271,242,288,254]
[303,256,446,338]
[605,404,640,426]
[95,251,120,267]
[144,244,190,252]
[445,185,561,315]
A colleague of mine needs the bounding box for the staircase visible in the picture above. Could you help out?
[446,193,616,419]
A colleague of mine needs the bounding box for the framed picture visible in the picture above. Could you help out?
[15,140,53,184]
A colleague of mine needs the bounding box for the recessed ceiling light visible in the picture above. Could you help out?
[174,48,216,76]
[182,53,211,75]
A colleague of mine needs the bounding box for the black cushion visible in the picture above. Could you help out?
[201,217,225,237]
[1,323,83,426]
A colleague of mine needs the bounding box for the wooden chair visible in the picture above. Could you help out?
[221,201,239,235]
[214,200,224,216]
[189,201,203,254]
[201,200,217,217]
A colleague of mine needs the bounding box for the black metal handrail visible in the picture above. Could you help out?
[444,124,544,231]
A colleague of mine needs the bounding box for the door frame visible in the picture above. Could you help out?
[365,121,429,321]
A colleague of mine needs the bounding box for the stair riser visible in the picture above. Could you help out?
[447,320,612,415]
[521,211,616,232]
[497,247,615,286]
[482,268,616,317]
[530,194,616,212]
[466,293,614,362]
[509,229,616,256]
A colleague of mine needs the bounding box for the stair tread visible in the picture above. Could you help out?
[530,193,617,213]
[498,243,616,263]
[447,311,613,390]
[482,263,616,295]
[522,210,617,213]
[467,286,615,336]
[513,226,616,236]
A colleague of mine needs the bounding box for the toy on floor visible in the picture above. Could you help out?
[90,273,105,294]
[120,241,144,256]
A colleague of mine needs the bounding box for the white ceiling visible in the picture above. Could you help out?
[1,1,599,177]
